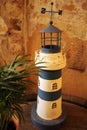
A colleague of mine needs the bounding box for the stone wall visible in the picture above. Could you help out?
[0,0,25,64]
[0,0,87,101]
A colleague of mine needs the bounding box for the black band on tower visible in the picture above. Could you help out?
[39,69,61,80]
[38,88,62,101]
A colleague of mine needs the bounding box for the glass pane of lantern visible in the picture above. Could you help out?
[52,33,59,45]
[44,33,60,46]
[45,33,51,45]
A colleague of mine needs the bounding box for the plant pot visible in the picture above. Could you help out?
[7,121,16,130]
[11,115,20,130]
[0,116,20,130]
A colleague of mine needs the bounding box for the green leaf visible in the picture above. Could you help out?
[0,54,41,130]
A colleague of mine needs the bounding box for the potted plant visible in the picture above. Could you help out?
[0,54,37,130]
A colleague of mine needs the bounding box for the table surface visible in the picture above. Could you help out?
[20,101,87,130]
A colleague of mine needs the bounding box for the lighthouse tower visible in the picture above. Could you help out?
[31,2,66,130]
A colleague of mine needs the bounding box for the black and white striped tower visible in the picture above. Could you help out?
[31,2,67,130]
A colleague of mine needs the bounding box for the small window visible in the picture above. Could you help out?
[52,103,57,109]
[52,83,57,90]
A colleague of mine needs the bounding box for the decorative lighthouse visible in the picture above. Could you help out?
[31,2,66,130]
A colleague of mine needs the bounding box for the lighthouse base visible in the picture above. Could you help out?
[31,104,67,130]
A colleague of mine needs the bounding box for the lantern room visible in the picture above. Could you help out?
[40,2,62,53]
[40,22,62,53]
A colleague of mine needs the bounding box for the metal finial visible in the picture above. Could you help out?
[41,2,62,24]
[51,2,54,5]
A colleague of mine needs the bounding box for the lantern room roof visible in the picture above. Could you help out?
[40,24,62,33]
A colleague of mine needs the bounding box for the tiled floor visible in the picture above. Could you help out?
[20,101,87,130]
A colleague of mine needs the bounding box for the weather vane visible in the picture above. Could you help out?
[41,2,62,24]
